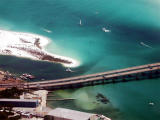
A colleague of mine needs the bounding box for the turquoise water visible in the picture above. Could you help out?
[0,0,160,119]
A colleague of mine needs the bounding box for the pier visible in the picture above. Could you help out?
[1,62,160,90]
[46,98,76,101]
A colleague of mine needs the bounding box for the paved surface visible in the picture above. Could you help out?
[1,63,160,90]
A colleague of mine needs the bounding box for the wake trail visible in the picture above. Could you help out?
[140,42,153,49]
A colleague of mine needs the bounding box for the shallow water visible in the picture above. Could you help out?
[0,0,160,119]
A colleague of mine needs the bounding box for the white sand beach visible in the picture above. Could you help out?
[0,29,79,67]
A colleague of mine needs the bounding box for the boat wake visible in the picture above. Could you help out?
[41,28,52,33]
[140,42,152,49]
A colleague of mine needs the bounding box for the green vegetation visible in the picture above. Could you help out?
[0,106,20,120]
[0,111,20,120]
[0,87,24,99]
[0,87,24,119]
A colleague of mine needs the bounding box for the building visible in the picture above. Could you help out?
[0,99,39,108]
[44,108,111,120]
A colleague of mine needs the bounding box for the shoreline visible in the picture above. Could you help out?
[0,70,25,90]
[0,29,80,67]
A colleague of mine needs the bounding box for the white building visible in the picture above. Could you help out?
[44,108,111,120]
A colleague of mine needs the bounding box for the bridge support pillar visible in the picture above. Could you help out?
[69,85,74,89]
[122,77,126,82]
[148,75,153,79]
[102,80,105,84]
[141,72,146,76]
[127,75,132,78]
[135,76,139,80]
[91,81,94,86]
[155,70,159,76]
[112,79,115,83]
[77,84,83,88]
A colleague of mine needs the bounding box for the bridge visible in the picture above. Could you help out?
[1,62,160,90]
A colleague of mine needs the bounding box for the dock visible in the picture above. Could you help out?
[46,98,76,101]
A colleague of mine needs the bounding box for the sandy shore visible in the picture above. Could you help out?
[0,29,79,67]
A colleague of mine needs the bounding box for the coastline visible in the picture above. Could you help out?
[0,70,25,91]
[0,29,79,68]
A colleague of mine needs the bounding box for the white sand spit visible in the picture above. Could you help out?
[0,29,79,67]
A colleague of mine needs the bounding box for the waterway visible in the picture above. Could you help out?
[0,0,160,119]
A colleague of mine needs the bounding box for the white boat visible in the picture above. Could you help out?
[66,68,74,72]
[102,27,110,32]
[79,19,82,25]
[149,102,154,106]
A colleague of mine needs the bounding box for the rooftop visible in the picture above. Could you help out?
[47,108,94,120]
[0,99,38,102]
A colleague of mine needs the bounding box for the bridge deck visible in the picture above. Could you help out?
[27,63,160,85]
[26,63,160,89]
[1,62,160,90]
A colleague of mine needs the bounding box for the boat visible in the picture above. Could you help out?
[21,73,35,79]
[149,102,154,106]
[79,19,82,25]
[90,114,111,120]
[66,68,74,72]
[102,27,110,32]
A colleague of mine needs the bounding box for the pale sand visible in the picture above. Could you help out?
[0,29,79,67]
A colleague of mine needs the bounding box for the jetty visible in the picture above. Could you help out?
[1,62,160,90]
[46,98,76,101]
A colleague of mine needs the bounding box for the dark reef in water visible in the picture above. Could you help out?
[96,93,110,104]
